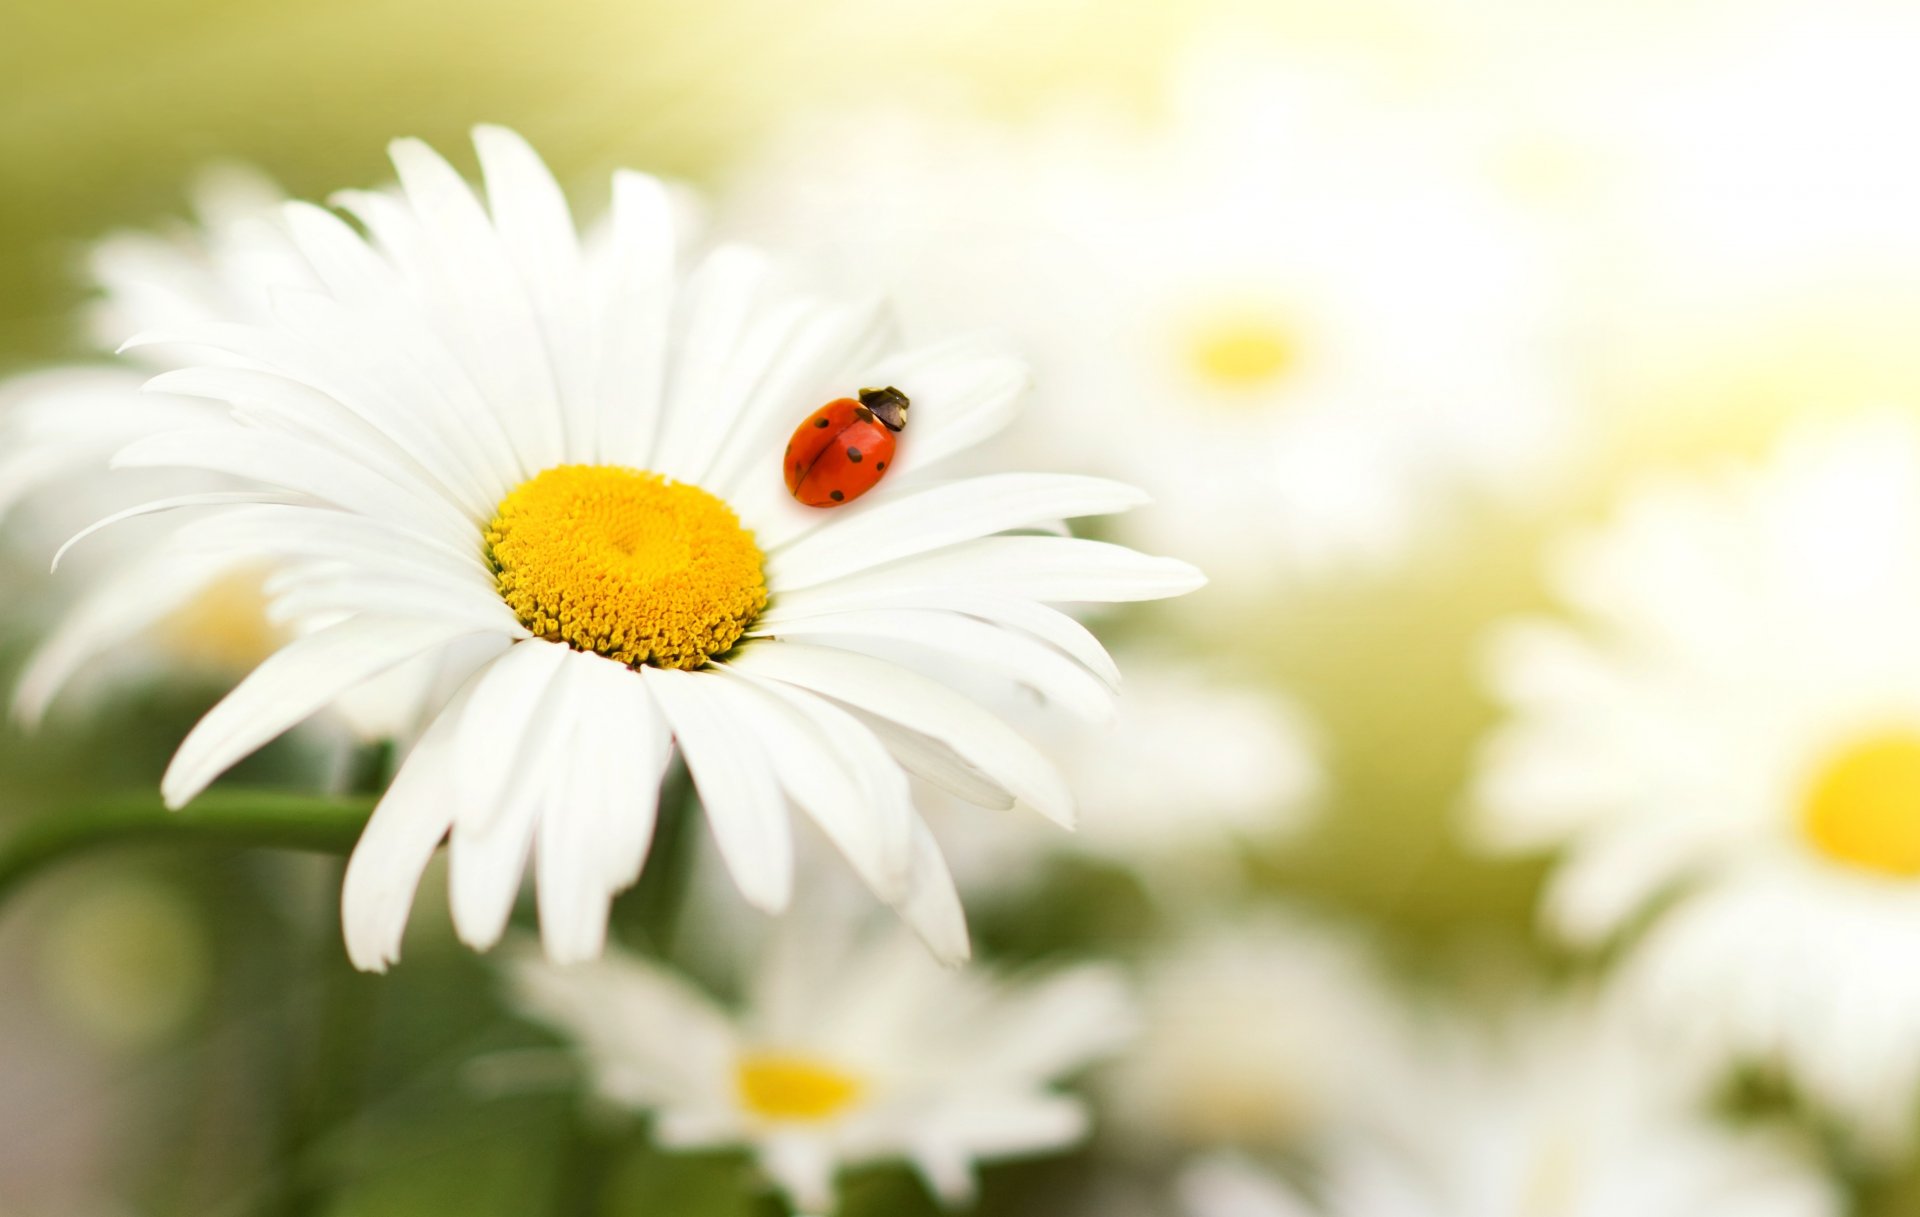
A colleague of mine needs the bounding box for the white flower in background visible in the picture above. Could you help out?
[0,170,307,721]
[0,169,462,743]
[1102,915,1401,1153]
[1176,1000,1840,1217]
[925,658,1321,899]
[63,127,1202,970]
[1475,411,1920,1150]
[507,909,1135,1215]
[720,44,1577,581]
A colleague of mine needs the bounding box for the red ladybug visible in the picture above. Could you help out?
[784,386,910,508]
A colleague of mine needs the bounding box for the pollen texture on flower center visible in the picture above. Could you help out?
[735,1052,865,1122]
[1802,731,1920,877]
[485,465,766,671]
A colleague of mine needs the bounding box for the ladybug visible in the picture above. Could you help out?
[784,386,910,508]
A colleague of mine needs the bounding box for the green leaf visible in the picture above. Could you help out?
[0,788,374,905]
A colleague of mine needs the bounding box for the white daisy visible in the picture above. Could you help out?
[1474,410,1920,1148]
[925,656,1322,899]
[64,126,1202,969]
[1176,1000,1841,1217]
[1101,914,1401,1154]
[0,167,455,743]
[1,168,311,722]
[505,905,1135,1214]
[720,44,1577,581]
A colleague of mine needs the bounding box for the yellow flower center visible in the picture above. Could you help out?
[1188,315,1299,392]
[153,567,282,670]
[735,1052,864,1122]
[1802,731,1920,877]
[485,465,766,671]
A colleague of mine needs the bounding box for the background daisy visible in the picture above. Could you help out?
[1475,412,1920,1150]
[508,898,1136,1214]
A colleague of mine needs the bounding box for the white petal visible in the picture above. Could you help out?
[534,651,670,963]
[447,645,578,951]
[474,125,597,464]
[388,136,566,472]
[652,245,771,479]
[451,640,570,837]
[852,710,1015,810]
[592,171,677,469]
[113,425,475,548]
[760,593,1120,689]
[748,609,1115,722]
[726,642,1074,827]
[706,669,913,901]
[765,474,1150,592]
[643,665,794,913]
[768,536,1206,617]
[341,676,478,972]
[162,615,490,807]
[13,545,256,726]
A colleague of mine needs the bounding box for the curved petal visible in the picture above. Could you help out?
[726,642,1074,827]
[644,665,794,914]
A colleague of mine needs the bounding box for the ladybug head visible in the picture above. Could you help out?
[858,386,910,432]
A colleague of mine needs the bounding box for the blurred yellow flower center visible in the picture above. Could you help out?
[153,568,281,669]
[485,465,766,671]
[1189,316,1299,391]
[1802,732,1920,877]
[735,1052,864,1122]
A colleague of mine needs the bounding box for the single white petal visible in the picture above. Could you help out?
[474,124,597,464]
[162,614,491,807]
[768,536,1206,617]
[592,170,677,469]
[765,474,1150,592]
[651,245,770,478]
[341,675,478,972]
[51,491,303,573]
[644,665,794,913]
[450,640,570,837]
[727,642,1074,826]
[749,609,1115,722]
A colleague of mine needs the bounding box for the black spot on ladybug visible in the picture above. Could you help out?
[814,417,830,428]
[829,489,844,502]
[855,406,876,424]
[846,447,862,462]
[875,461,885,471]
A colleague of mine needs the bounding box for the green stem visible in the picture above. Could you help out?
[0,789,374,909]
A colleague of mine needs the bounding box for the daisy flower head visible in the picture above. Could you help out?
[506,904,1135,1214]
[1177,997,1840,1217]
[720,43,1579,583]
[1474,410,1920,1149]
[66,127,1202,971]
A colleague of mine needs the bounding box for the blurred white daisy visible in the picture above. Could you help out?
[507,908,1134,1215]
[0,168,456,743]
[926,657,1322,899]
[1475,411,1920,1149]
[1177,999,1840,1217]
[1101,914,1401,1154]
[1,170,308,722]
[721,45,1578,581]
[65,126,1201,970]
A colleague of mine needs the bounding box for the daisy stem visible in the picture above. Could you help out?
[0,789,374,913]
